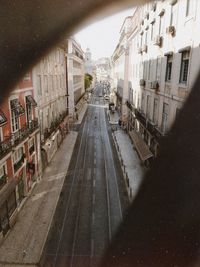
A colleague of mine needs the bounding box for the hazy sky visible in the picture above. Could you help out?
[75,8,133,60]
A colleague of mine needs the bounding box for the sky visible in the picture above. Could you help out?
[75,8,133,61]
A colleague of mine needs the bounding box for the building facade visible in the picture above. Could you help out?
[112,0,200,164]
[33,44,68,168]
[0,72,40,237]
[66,37,85,115]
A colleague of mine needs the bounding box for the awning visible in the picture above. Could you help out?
[129,130,153,162]
[178,46,191,53]
[0,109,7,125]
[164,51,173,56]
[26,95,37,106]
[0,178,18,208]
[10,99,25,115]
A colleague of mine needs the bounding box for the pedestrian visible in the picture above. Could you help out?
[76,112,79,121]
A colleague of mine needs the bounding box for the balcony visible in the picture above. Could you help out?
[13,126,30,146]
[0,119,39,160]
[154,127,163,140]
[0,137,12,160]
[126,101,135,112]
[146,120,156,135]
[28,119,39,133]
[135,109,146,127]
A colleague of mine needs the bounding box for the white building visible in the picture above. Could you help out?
[66,37,85,115]
[85,47,93,75]
[111,0,200,164]
[33,43,68,167]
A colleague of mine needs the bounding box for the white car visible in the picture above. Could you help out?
[104,95,110,100]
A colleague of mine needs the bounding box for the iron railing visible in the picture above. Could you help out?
[0,118,39,160]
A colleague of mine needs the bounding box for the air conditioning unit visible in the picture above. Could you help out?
[138,47,142,54]
[166,26,175,36]
[142,44,148,53]
[153,35,162,46]
[140,79,146,86]
[151,81,159,90]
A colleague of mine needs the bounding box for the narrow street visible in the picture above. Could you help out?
[40,84,130,267]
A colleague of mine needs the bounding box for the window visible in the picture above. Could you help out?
[29,138,35,155]
[170,1,178,26]
[151,22,155,41]
[153,98,159,124]
[13,147,24,173]
[180,51,190,84]
[10,99,21,132]
[161,103,169,133]
[146,95,151,119]
[26,96,33,125]
[165,55,173,82]
[145,30,148,45]
[0,165,7,190]
[37,75,42,96]
[186,0,194,17]
[156,57,162,81]
[159,15,164,35]
[0,109,6,127]
[141,93,145,112]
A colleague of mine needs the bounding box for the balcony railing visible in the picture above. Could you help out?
[135,109,146,127]
[126,101,135,112]
[0,137,12,159]
[13,125,30,146]
[0,119,39,160]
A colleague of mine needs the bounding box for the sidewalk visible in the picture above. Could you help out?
[107,110,145,201]
[0,131,78,266]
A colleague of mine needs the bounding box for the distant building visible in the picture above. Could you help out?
[0,72,40,237]
[66,37,85,114]
[85,47,93,76]
[95,57,111,83]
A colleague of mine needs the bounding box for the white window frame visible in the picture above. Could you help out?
[179,51,190,84]
[10,99,20,133]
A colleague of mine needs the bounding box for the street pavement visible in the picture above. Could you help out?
[108,110,145,201]
[40,85,130,267]
[0,103,88,267]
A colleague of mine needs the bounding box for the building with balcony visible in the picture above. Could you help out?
[33,44,68,168]
[66,37,85,115]
[112,0,200,165]
[0,72,40,237]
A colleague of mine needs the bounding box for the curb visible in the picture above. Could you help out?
[112,132,133,202]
